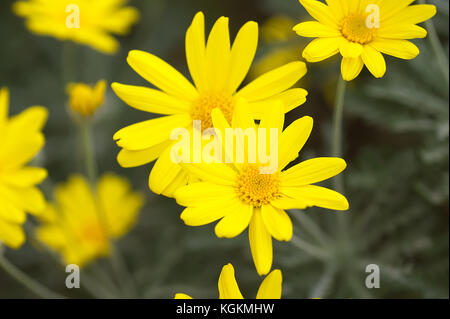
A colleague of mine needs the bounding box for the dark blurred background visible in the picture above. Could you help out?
[0,0,448,298]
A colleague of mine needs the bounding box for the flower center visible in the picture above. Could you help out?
[191,92,235,131]
[235,166,280,207]
[78,221,107,245]
[341,14,375,44]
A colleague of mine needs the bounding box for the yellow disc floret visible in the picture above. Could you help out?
[191,92,235,131]
[341,14,376,44]
[236,166,280,207]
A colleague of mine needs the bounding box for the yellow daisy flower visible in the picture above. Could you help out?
[175,263,282,299]
[294,0,437,81]
[36,173,144,267]
[175,100,349,275]
[0,87,48,249]
[67,80,107,117]
[13,0,139,54]
[112,12,308,198]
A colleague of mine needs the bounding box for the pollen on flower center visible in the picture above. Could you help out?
[191,92,235,131]
[235,166,280,207]
[341,14,375,44]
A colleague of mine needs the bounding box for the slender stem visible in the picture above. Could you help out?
[419,0,449,85]
[110,245,139,298]
[332,77,348,240]
[0,254,64,299]
[79,119,98,188]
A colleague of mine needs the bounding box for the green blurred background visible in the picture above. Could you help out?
[0,0,448,298]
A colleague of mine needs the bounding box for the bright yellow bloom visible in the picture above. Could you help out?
[67,80,107,117]
[175,263,282,299]
[112,12,308,198]
[294,0,437,81]
[36,174,144,267]
[175,100,349,275]
[13,0,139,54]
[0,88,48,249]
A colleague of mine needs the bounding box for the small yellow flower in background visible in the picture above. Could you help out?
[36,173,144,267]
[0,88,48,249]
[175,263,282,299]
[294,0,437,81]
[250,16,305,79]
[175,100,348,275]
[112,12,308,198]
[67,80,107,117]
[13,0,139,54]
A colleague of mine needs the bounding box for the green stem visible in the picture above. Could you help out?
[419,0,449,85]
[332,77,348,240]
[291,235,329,260]
[0,255,64,299]
[110,245,139,298]
[79,119,98,188]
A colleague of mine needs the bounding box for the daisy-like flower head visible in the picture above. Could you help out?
[294,0,437,81]
[112,12,308,198]
[0,88,48,249]
[67,80,107,117]
[36,173,144,267]
[13,0,140,54]
[174,100,349,275]
[175,263,282,299]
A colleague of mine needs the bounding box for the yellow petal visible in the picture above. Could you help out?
[302,37,343,62]
[248,88,308,119]
[281,185,349,211]
[293,21,340,37]
[279,116,313,170]
[249,208,273,276]
[174,293,193,299]
[0,218,26,249]
[175,182,236,207]
[236,62,307,102]
[205,17,231,92]
[149,146,185,195]
[271,196,309,210]
[127,50,198,101]
[0,184,46,215]
[382,4,436,25]
[111,83,190,114]
[114,114,191,151]
[0,197,26,224]
[117,141,171,168]
[340,40,363,58]
[370,39,419,60]
[281,157,347,186]
[0,167,47,187]
[0,87,9,125]
[226,21,258,94]
[377,24,427,39]
[215,203,253,238]
[8,106,48,132]
[218,264,244,299]
[341,57,364,81]
[261,205,293,242]
[256,269,282,299]
[362,45,386,78]
[0,133,44,170]
[182,162,237,186]
[186,12,207,92]
[299,0,339,27]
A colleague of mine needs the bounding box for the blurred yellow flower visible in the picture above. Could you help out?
[0,87,48,249]
[36,173,144,267]
[175,263,282,299]
[67,80,107,117]
[13,0,139,54]
[175,100,348,275]
[294,0,436,81]
[112,11,308,198]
